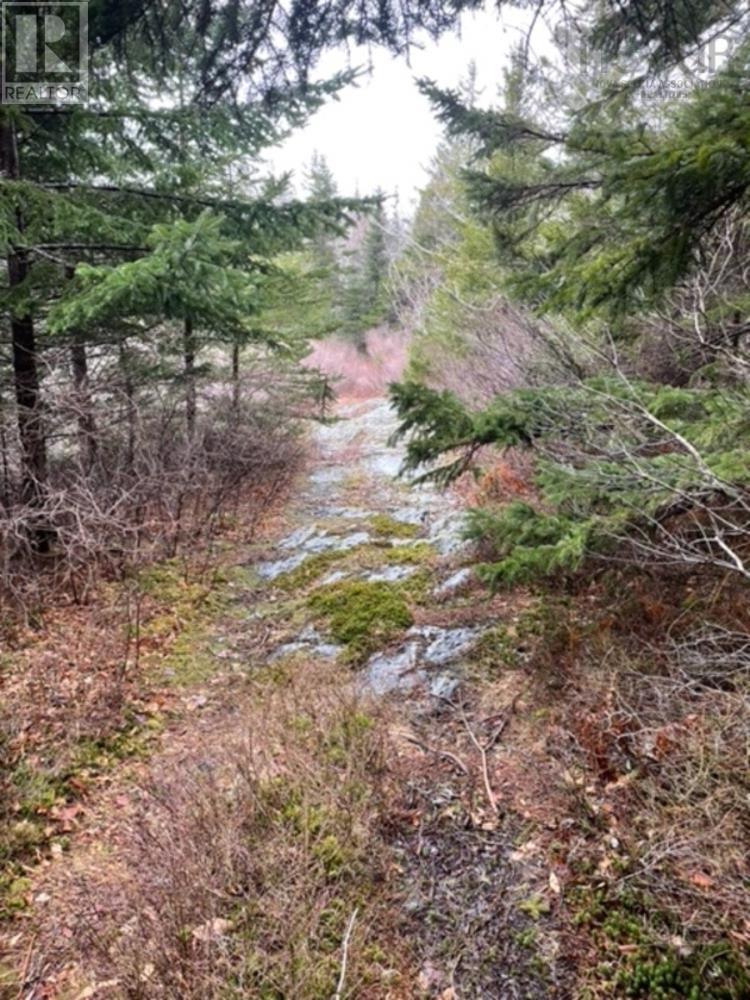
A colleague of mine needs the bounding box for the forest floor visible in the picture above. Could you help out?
[1,391,747,998]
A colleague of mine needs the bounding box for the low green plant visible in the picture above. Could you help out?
[307,580,413,661]
[368,514,420,540]
[273,551,345,592]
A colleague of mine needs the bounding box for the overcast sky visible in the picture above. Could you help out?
[269,4,534,211]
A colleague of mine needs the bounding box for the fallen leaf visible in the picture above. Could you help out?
[50,802,85,832]
[74,982,120,1000]
[192,917,233,942]
[688,871,714,890]
[549,870,561,895]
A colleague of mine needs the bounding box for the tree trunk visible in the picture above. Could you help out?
[232,339,240,413]
[1,116,49,548]
[0,390,10,511]
[70,334,98,471]
[184,317,196,438]
[119,341,136,476]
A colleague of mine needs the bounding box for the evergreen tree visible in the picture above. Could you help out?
[340,193,390,348]
[391,1,750,587]
[3,0,476,540]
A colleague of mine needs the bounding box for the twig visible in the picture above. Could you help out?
[402,733,469,775]
[463,714,498,814]
[15,934,36,1000]
[333,907,358,1000]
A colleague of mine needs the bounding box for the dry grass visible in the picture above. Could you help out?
[505,576,750,996]
[18,660,408,1000]
[0,439,301,934]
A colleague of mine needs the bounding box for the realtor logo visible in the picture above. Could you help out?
[2,2,87,104]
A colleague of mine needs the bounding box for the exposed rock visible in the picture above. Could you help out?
[428,513,467,555]
[424,627,481,665]
[279,524,318,550]
[428,673,461,699]
[277,526,371,558]
[363,565,418,583]
[364,642,424,696]
[407,625,482,665]
[392,505,427,525]
[433,567,474,599]
[269,626,342,662]
[304,530,370,554]
[309,466,347,487]
[256,553,307,580]
[366,451,404,479]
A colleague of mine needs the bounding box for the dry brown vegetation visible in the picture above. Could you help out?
[438,460,750,996]
[304,329,408,402]
[12,660,415,1000]
[0,390,305,964]
[0,364,308,628]
[2,326,749,998]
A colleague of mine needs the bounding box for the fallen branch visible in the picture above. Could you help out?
[402,733,470,775]
[462,711,499,814]
[333,907,358,1000]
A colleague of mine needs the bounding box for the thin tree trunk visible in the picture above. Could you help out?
[1,116,49,548]
[184,317,196,438]
[232,339,240,413]
[0,390,10,511]
[119,341,136,476]
[70,335,98,471]
[66,264,98,471]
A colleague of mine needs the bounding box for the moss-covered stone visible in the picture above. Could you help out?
[307,580,413,661]
[368,513,420,540]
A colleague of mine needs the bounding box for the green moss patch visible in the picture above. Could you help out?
[368,513,420,540]
[138,560,245,687]
[273,551,345,592]
[572,886,750,998]
[307,580,414,661]
[379,542,434,565]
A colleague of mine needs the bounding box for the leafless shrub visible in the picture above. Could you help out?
[636,212,750,387]
[0,363,306,623]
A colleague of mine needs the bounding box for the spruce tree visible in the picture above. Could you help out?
[1,0,483,544]
[391,2,750,587]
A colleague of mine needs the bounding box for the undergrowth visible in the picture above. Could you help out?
[0,557,242,922]
[28,662,405,999]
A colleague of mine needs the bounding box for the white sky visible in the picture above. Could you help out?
[269,4,532,210]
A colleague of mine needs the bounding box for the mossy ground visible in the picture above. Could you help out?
[570,886,749,998]
[138,561,255,687]
[0,558,243,921]
[367,513,421,539]
[0,719,160,920]
[308,579,414,661]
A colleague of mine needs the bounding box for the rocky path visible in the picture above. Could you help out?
[246,397,557,998]
[254,396,483,698]
[8,396,561,999]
